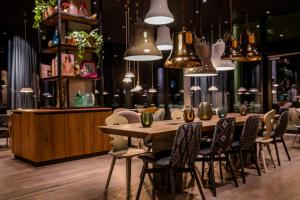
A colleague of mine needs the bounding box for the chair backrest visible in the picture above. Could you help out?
[113,108,128,114]
[171,110,184,120]
[263,109,276,138]
[117,110,140,124]
[273,111,289,138]
[170,122,202,167]
[210,117,236,155]
[289,108,300,126]
[0,115,10,125]
[105,114,129,152]
[153,108,165,121]
[240,115,261,149]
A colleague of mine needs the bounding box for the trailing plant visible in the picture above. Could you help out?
[67,29,103,64]
[33,0,57,29]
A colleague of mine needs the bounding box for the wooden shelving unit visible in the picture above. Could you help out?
[38,0,103,108]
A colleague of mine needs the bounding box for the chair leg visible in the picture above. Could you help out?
[259,144,267,173]
[225,153,239,187]
[250,147,261,176]
[201,159,205,181]
[190,165,206,200]
[209,156,216,197]
[239,150,246,184]
[266,143,276,168]
[281,136,291,161]
[105,156,116,191]
[126,158,132,199]
[219,155,224,184]
[273,139,281,166]
[292,130,299,147]
[169,168,176,200]
[136,161,148,200]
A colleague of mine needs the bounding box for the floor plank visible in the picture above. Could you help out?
[0,134,300,200]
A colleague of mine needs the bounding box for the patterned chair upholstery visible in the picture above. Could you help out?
[136,122,206,200]
[196,117,238,197]
[171,109,184,120]
[230,115,261,183]
[271,111,291,166]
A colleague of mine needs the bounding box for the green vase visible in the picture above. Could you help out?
[74,91,84,107]
[183,106,195,123]
[240,104,248,116]
[198,102,213,120]
[141,112,153,127]
[217,106,227,118]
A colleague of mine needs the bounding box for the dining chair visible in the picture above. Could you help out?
[136,122,206,200]
[153,108,165,121]
[271,111,291,166]
[171,109,184,120]
[196,117,238,197]
[113,108,128,114]
[0,114,10,147]
[255,109,277,172]
[104,114,146,199]
[229,115,261,184]
[290,108,300,147]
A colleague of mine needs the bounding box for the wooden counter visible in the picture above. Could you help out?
[11,108,112,164]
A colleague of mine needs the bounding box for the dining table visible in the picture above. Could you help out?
[98,113,264,197]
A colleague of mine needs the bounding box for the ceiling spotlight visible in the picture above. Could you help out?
[266,10,270,14]
[256,25,260,28]
[280,34,284,37]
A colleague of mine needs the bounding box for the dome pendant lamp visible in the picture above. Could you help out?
[124,19,162,61]
[156,25,173,51]
[148,62,158,93]
[144,0,174,25]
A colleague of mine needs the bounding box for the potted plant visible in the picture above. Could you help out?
[33,0,57,29]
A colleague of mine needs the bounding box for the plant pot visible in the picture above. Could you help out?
[198,102,213,120]
[141,112,153,127]
[183,107,195,123]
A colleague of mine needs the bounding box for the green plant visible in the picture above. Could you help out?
[33,0,57,29]
[67,29,103,64]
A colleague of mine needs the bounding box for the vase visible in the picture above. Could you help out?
[78,0,88,16]
[68,0,78,15]
[84,93,95,107]
[198,102,213,120]
[183,106,195,123]
[74,91,84,107]
[240,104,248,116]
[52,29,59,45]
[217,106,227,118]
[141,112,153,127]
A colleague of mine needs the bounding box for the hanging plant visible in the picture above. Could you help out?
[33,0,57,29]
[66,29,103,64]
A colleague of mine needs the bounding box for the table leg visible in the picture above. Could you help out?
[126,158,131,199]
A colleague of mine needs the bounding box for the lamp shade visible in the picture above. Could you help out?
[122,77,132,83]
[221,33,241,61]
[125,71,135,78]
[148,88,158,93]
[211,39,235,71]
[208,85,219,92]
[124,20,162,61]
[237,87,247,92]
[190,85,201,91]
[103,91,109,95]
[156,25,173,51]
[132,83,143,92]
[20,87,34,93]
[165,27,202,69]
[144,0,174,25]
[249,88,259,93]
[237,31,261,62]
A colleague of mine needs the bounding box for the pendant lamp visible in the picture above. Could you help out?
[123,77,132,83]
[190,85,201,91]
[164,27,202,69]
[124,20,162,61]
[237,31,261,62]
[185,41,217,76]
[156,25,173,51]
[211,39,235,71]
[208,85,219,91]
[132,62,143,92]
[237,87,247,92]
[148,62,158,93]
[144,0,174,25]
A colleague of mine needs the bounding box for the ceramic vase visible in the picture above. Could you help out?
[217,106,227,118]
[198,102,213,120]
[74,91,84,107]
[183,107,195,123]
[68,0,78,15]
[240,104,248,116]
[141,112,153,127]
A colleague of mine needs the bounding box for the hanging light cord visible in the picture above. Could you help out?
[137,62,140,84]
[128,4,131,71]
[180,0,186,27]
[125,6,128,72]
[151,62,154,88]
[229,0,233,33]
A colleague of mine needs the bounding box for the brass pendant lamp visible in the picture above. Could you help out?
[124,6,162,62]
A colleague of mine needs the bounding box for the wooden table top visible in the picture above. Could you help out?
[99,113,264,139]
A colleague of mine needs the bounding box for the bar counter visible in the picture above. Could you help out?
[11,108,112,164]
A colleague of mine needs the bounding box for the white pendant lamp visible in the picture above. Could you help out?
[190,85,201,91]
[156,25,173,51]
[123,77,132,83]
[144,0,174,25]
[211,39,235,71]
[132,62,143,92]
[148,62,158,93]
[208,85,219,92]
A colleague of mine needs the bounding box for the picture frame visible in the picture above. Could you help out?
[61,53,75,76]
[80,60,97,78]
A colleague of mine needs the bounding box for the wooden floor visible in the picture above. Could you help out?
[1,134,300,200]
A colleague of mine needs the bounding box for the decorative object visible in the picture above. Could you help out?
[61,53,75,76]
[217,106,227,118]
[61,2,70,12]
[141,112,153,127]
[68,0,78,15]
[80,60,97,78]
[148,62,157,93]
[240,104,248,116]
[165,27,202,69]
[212,39,235,71]
[84,93,95,106]
[73,91,84,107]
[78,0,89,16]
[33,0,56,29]
[52,29,59,45]
[198,102,213,120]
[144,0,174,25]
[66,29,103,63]
[156,25,173,51]
[124,20,162,61]
[183,106,195,123]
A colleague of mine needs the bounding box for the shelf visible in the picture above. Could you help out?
[41,44,96,54]
[42,12,99,26]
[41,76,100,81]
